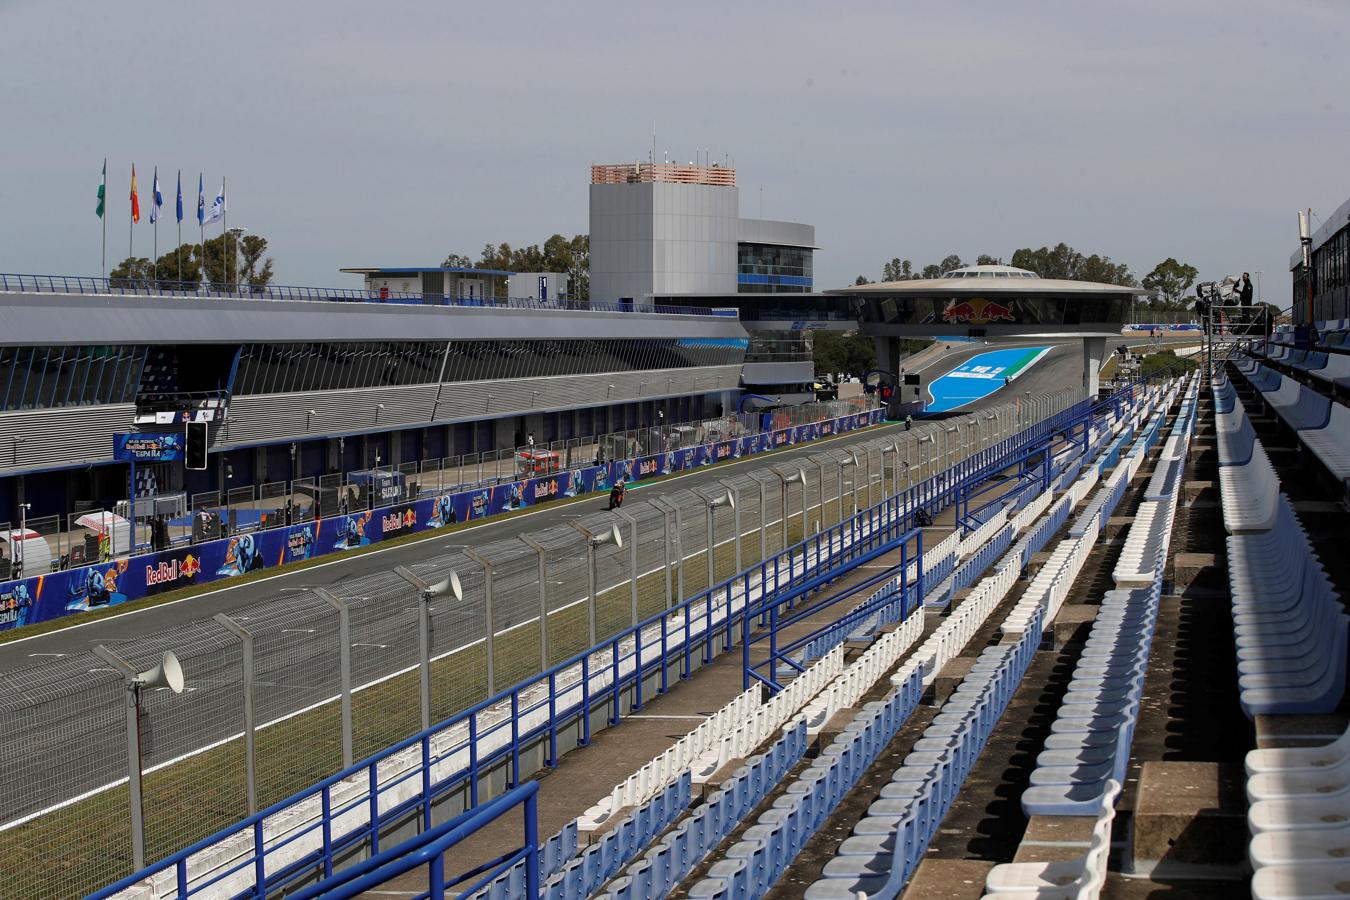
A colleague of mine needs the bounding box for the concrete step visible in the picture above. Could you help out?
[1129,761,1248,879]
[901,858,995,900]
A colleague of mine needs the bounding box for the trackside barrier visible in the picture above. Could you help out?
[282,781,540,900]
[804,608,1045,899]
[594,721,809,900]
[88,391,1097,900]
[689,668,926,899]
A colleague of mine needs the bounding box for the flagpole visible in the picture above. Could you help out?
[152,167,158,278]
[221,177,229,292]
[128,164,134,264]
[101,158,107,281]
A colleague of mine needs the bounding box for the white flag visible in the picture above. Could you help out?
[204,182,226,225]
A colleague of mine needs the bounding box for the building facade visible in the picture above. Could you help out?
[1290,194,1350,325]
[588,161,819,404]
[0,286,747,523]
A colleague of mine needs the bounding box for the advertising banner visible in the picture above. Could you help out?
[113,432,184,462]
[0,409,885,632]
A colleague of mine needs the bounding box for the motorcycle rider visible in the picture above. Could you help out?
[608,479,626,510]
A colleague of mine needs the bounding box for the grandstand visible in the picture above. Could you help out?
[78,334,1344,900]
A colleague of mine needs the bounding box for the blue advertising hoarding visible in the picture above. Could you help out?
[0,410,883,632]
[113,432,184,462]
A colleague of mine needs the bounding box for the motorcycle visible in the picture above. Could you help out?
[608,481,626,510]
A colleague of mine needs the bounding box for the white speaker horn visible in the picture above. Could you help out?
[136,651,185,693]
[432,570,463,602]
[610,524,624,550]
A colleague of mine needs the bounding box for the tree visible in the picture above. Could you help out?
[459,233,590,300]
[1010,243,1135,286]
[441,253,475,268]
[108,256,155,289]
[1140,258,1199,307]
[881,258,914,281]
[811,330,877,379]
[154,243,203,285]
[854,275,872,285]
[975,254,1001,266]
[237,235,275,287]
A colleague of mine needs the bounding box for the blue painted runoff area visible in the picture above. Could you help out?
[926,346,1051,413]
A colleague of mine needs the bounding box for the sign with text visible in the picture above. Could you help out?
[113,432,184,463]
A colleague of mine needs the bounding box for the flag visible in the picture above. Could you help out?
[205,181,225,225]
[130,165,141,224]
[96,159,106,218]
[196,174,205,226]
[175,171,183,223]
[150,168,163,224]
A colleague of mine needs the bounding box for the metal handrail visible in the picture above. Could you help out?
[0,273,727,317]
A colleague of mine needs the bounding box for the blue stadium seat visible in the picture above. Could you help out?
[1227,496,1347,717]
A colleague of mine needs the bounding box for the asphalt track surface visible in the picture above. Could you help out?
[0,335,1161,670]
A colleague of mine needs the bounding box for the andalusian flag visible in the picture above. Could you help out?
[130,164,141,224]
[96,159,106,218]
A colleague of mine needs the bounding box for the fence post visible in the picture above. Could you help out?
[757,478,767,564]
[463,549,496,697]
[520,535,550,668]
[314,587,354,769]
[92,644,157,874]
[650,497,676,608]
[614,509,640,627]
[719,479,742,573]
[394,565,464,731]
[213,612,257,815]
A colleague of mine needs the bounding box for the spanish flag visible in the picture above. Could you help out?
[130,164,141,224]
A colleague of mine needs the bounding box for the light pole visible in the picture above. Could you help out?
[17,502,30,576]
[92,645,185,872]
[703,490,735,593]
[226,226,246,289]
[394,566,462,731]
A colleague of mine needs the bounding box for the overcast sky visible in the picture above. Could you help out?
[2,0,1347,301]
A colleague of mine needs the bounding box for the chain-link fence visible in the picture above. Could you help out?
[0,387,1082,899]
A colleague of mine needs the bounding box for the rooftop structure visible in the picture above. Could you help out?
[590,162,736,186]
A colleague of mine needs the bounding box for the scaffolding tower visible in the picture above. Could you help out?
[1203,303,1269,379]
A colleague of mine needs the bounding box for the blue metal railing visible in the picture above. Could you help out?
[0,273,728,317]
[286,781,538,900]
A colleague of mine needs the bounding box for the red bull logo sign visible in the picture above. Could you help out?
[941,298,1017,324]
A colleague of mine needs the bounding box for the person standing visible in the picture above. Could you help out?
[1238,272,1254,330]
